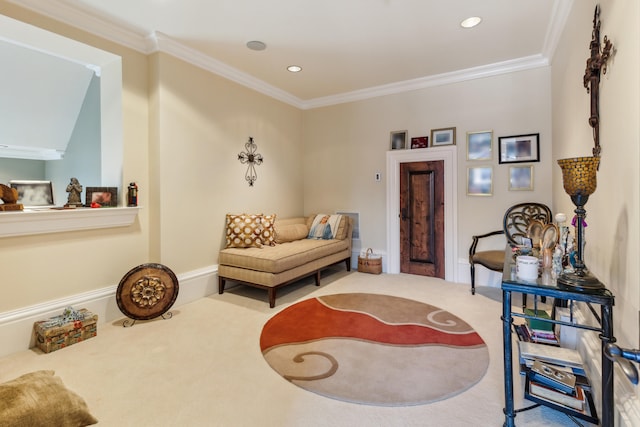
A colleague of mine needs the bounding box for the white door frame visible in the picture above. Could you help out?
[386,146,458,281]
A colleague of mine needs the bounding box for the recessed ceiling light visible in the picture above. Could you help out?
[246,40,266,51]
[460,16,482,29]
[287,65,302,73]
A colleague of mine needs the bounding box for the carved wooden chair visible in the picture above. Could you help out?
[469,202,552,295]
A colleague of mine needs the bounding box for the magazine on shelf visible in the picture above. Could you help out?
[529,380,584,410]
[519,361,589,388]
[528,360,577,394]
[518,341,584,369]
[524,377,598,424]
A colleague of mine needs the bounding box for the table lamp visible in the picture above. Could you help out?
[556,156,604,290]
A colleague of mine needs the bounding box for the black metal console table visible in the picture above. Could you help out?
[501,249,615,427]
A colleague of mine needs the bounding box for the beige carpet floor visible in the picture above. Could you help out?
[0,267,589,426]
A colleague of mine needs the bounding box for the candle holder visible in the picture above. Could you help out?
[556,156,604,290]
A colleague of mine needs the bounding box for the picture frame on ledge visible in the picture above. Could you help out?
[498,133,540,164]
[86,187,118,207]
[410,136,428,149]
[467,166,493,196]
[390,130,407,150]
[467,131,493,160]
[430,127,456,147]
[9,180,55,208]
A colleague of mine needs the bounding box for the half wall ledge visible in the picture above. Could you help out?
[0,206,140,238]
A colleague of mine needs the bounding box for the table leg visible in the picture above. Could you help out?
[601,304,614,427]
[503,289,515,427]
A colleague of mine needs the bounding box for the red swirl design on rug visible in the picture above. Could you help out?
[260,293,490,406]
[261,297,484,351]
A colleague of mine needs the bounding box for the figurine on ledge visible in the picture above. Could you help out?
[65,177,83,207]
[0,183,23,211]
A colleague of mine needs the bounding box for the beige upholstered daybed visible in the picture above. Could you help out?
[218,214,352,307]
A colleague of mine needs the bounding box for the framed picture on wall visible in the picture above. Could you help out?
[509,165,534,191]
[498,133,540,164]
[9,180,55,207]
[390,130,407,150]
[85,187,118,207]
[467,166,493,196]
[467,131,493,160]
[430,127,456,146]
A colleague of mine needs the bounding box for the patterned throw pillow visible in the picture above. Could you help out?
[260,214,277,246]
[225,214,263,248]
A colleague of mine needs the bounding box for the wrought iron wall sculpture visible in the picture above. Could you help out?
[583,5,614,159]
[238,137,263,186]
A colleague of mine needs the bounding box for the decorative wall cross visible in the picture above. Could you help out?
[583,5,614,159]
[238,137,263,186]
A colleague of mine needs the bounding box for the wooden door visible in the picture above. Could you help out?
[399,161,445,278]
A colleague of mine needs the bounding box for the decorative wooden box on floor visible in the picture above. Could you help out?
[33,308,98,353]
[358,248,382,274]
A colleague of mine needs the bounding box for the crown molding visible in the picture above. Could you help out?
[8,0,559,110]
[150,32,304,108]
[541,0,574,62]
[8,0,150,53]
[301,55,550,109]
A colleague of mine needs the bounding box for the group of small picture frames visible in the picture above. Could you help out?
[390,127,456,151]
[466,131,540,196]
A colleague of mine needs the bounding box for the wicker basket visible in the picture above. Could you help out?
[358,248,382,274]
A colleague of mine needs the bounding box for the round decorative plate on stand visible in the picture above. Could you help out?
[116,263,179,324]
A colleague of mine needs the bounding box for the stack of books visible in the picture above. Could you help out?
[518,341,598,424]
[513,323,559,345]
[523,308,559,345]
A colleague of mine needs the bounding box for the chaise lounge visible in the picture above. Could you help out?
[218,215,353,307]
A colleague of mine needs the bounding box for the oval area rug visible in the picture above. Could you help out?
[260,293,490,406]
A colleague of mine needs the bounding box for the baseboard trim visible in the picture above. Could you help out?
[0,264,219,358]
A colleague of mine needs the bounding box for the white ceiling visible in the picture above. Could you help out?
[10,0,570,108]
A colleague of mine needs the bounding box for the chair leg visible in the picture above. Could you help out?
[470,263,476,295]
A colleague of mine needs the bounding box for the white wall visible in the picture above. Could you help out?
[0,5,305,316]
[0,4,150,314]
[150,52,305,273]
[0,5,306,357]
[302,67,553,284]
[552,0,639,352]
[552,0,640,422]
[0,158,44,183]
